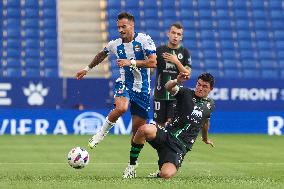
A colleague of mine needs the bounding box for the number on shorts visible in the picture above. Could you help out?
[154,101,160,111]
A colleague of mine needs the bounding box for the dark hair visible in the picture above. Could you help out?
[169,22,184,30]
[117,12,135,22]
[198,72,215,88]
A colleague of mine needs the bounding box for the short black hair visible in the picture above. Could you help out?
[169,22,184,30]
[117,12,135,23]
[198,72,215,88]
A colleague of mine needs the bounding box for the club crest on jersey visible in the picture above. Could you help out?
[134,45,141,52]
[178,53,183,59]
[207,102,211,110]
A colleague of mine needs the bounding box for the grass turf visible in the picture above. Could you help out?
[0,135,283,189]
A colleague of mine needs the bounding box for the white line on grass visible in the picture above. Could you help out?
[0,162,283,165]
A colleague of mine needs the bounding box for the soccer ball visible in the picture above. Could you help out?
[67,147,90,169]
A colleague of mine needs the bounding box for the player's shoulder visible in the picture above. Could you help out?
[206,98,215,111]
[136,32,150,40]
[108,38,122,47]
[157,44,167,51]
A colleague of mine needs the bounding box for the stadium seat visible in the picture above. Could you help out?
[43,58,57,68]
[143,0,158,9]
[197,1,211,9]
[25,68,41,77]
[44,49,57,58]
[25,58,40,68]
[180,9,194,19]
[42,8,56,18]
[24,8,39,18]
[42,0,56,8]
[43,39,57,48]
[6,0,21,7]
[6,58,22,68]
[233,10,248,18]
[143,9,159,19]
[251,1,264,9]
[6,8,21,18]
[179,0,194,9]
[215,0,229,8]
[223,60,240,69]
[7,39,21,49]
[43,29,57,39]
[124,0,140,9]
[224,69,242,78]
[25,18,39,28]
[261,70,279,79]
[215,10,230,19]
[44,68,58,77]
[7,48,21,58]
[280,70,284,79]
[24,29,40,39]
[198,9,212,18]
[259,60,278,69]
[252,10,267,19]
[25,0,39,8]
[43,18,57,28]
[25,39,40,49]
[243,69,261,78]
[6,68,22,77]
[242,60,259,69]
[219,30,234,40]
[161,0,176,9]
[205,68,224,78]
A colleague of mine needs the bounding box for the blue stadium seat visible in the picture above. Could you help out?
[243,69,261,78]
[25,0,39,8]
[6,68,22,77]
[24,8,39,18]
[202,40,216,49]
[251,1,264,9]
[259,60,278,69]
[25,29,40,39]
[179,0,194,9]
[252,10,267,19]
[238,40,253,50]
[44,68,58,77]
[268,0,283,9]
[145,20,160,29]
[240,50,255,60]
[261,70,279,79]
[215,0,229,8]
[198,1,211,8]
[162,9,177,19]
[254,20,268,29]
[198,9,212,18]
[6,8,21,18]
[143,0,158,9]
[25,48,40,58]
[219,30,233,39]
[270,10,283,19]
[223,60,240,69]
[43,29,57,39]
[44,39,57,48]
[224,69,242,78]
[180,9,194,19]
[43,18,57,28]
[43,58,57,68]
[7,0,21,8]
[7,39,21,48]
[237,30,251,39]
[7,48,21,58]
[218,20,232,29]
[25,68,41,77]
[222,50,236,60]
[280,70,284,79]
[6,58,21,67]
[125,0,140,9]
[143,9,159,19]
[203,59,219,68]
[279,60,284,68]
[235,20,250,29]
[161,0,176,9]
[199,20,213,29]
[44,49,57,58]
[107,9,121,19]
[220,40,235,49]
[190,68,204,78]
[255,30,270,40]
[233,1,247,9]
[215,10,230,19]
[200,30,214,39]
[277,50,284,59]
[271,20,283,29]
[203,50,217,59]
[6,18,21,28]
[242,60,259,69]
[25,39,40,48]
[233,10,248,18]
[258,50,275,60]
[6,28,21,38]
[274,30,284,39]
[25,18,39,28]
[43,8,56,18]
[42,0,56,8]
[205,68,224,78]
[25,58,40,68]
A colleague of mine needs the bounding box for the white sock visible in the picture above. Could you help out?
[100,117,115,133]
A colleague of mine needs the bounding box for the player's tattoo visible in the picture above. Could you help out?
[88,51,108,68]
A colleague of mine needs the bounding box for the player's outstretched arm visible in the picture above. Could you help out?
[201,119,215,147]
[165,72,189,95]
[76,51,108,80]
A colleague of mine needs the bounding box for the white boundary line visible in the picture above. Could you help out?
[0,162,283,165]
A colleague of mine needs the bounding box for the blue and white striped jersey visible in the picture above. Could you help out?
[104,32,156,95]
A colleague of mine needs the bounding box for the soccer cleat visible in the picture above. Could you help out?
[122,163,138,179]
[88,130,108,149]
[147,169,160,178]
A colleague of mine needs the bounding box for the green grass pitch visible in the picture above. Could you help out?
[0,135,283,189]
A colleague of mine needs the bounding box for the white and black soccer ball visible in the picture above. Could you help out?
[67,147,89,169]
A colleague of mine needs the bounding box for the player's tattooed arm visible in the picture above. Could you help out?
[76,51,108,80]
[201,119,215,147]
[88,51,108,69]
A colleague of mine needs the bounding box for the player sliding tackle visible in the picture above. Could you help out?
[123,72,215,179]
[76,12,156,173]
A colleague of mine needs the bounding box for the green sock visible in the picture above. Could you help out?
[129,142,144,165]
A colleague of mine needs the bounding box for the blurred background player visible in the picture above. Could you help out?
[153,22,192,127]
[123,72,215,179]
[76,12,157,151]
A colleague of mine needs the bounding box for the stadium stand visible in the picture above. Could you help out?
[105,0,284,79]
[0,0,58,78]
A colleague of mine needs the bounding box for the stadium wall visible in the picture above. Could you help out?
[0,78,284,135]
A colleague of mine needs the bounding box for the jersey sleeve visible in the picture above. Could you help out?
[174,87,187,100]
[183,48,192,68]
[143,35,156,56]
[103,40,115,55]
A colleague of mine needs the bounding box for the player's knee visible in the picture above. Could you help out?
[136,125,148,137]
[115,104,128,115]
[159,170,176,179]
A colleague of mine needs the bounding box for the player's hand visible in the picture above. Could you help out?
[162,52,179,64]
[202,138,215,147]
[177,72,190,83]
[117,59,131,67]
[76,70,87,80]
